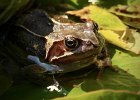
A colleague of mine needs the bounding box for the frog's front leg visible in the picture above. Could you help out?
[95,57,118,80]
[27,55,63,73]
[95,46,118,79]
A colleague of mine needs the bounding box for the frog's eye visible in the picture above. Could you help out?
[64,36,79,50]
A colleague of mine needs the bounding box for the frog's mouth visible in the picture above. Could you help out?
[48,50,97,73]
[51,50,95,63]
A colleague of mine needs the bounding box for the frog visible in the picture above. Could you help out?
[9,9,115,80]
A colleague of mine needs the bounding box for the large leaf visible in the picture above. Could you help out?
[66,68,140,96]
[96,0,140,8]
[127,0,140,6]
[111,46,140,79]
[99,29,140,54]
[109,5,140,19]
[109,5,140,29]
[67,5,127,31]
[55,89,140,100]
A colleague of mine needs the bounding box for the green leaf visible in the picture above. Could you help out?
[0,75,12,96]
[89,5,127,31]
[35,0,62,6]
[64,0,89,9]
[109,5,140,19]
[128,0,140,6]
[111,46,140,79]
[109,4,140,29]
[67,5,127,31]
[54,89,140,100]
[35,0,89,10]
[99,29,140,54]
[67,69,140,96]
[0,0,31,25]
[97,0,127,8]
[123,19,140,29]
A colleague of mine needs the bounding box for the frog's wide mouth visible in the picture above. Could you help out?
[54,54,96,73]
[50,50,96,64]
[49,50,97,72]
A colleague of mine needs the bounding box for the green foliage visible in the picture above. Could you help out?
[97,0,127,8]
[0,0,31,25]
[0,75,12,96]
[55,90,140,100]
[89,5,127,31]
[111,47,140,79]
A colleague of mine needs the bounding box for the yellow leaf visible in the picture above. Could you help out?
[99,29,140,54]
[67,5,127,31]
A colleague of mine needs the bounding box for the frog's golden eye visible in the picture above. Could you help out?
[64,36,79,50]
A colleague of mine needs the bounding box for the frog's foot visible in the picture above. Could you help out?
[27,55,63,73]
[95,57,118,80]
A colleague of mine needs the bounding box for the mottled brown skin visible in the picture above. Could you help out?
[10,9,115,78]
[45,21,105,73]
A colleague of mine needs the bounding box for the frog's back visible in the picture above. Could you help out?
[9,10,54,57]
[16,9,54,36]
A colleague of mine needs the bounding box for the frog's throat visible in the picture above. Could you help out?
[55,56,97,73]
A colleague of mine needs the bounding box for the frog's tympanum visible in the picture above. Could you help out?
[10,10,114,77]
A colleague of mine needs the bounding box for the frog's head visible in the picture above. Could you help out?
[45,21,104,73]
